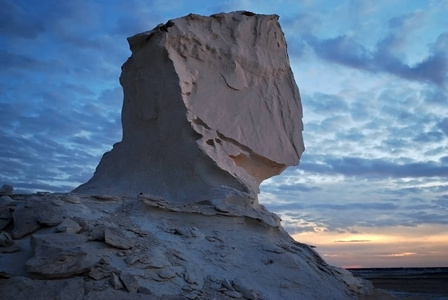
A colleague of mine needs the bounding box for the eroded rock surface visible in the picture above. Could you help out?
[73,11,304,203]
[0,193,388,300]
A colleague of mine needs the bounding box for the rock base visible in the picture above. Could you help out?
[0,193,391,299]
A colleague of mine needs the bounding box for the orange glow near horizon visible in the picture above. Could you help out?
[291,224,448,268]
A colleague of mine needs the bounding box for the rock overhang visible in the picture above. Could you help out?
[73,11,304,204]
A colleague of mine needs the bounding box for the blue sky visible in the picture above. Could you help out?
[1,0,447,267]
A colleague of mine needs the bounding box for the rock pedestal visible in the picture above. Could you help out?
[73,11,304,203]
[0,12,395,300]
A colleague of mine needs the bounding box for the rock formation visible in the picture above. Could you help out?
[0,193,393,299]
[73,11,304,203]
[0,12,395,300]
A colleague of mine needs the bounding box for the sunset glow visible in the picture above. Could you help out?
[291,224,448,267]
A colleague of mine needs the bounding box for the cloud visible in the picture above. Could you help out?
[335,240,371,243]
[0,50,47,71]
[0,0,45,39]
[302,9,448,87]
[300,156,447,179]
[375,252,416,257]
[263,183,322,194]
[305,93,349,114]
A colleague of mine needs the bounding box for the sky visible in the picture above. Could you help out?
[1,0,447,268]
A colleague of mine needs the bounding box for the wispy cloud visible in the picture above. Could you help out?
[376,252,417,257]
[335,240,371,243]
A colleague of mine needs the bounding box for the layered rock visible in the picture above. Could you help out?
[73,11,304,203]
[0,192,393,300]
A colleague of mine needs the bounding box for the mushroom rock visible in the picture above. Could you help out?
[73,11,304,203]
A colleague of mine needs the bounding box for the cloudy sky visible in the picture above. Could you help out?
[1,0,447,268]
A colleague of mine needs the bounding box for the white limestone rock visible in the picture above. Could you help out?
[73,11,304,203]
[0,193,394,299]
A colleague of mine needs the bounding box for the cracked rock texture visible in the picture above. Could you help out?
[73,11,304,203]
[0,193,393,299]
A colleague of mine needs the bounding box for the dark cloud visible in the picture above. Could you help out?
[412,131,444,143]
[437,118,448,135]
[304,93,349,114]
[308,202,398,211]
[300,156,447,179]
[305,34,371,70]
[0,0,45,39]
[0,50,46,71]
[303,14,448,87]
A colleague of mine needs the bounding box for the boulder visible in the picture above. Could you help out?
[104,226,134,250]
[0,206,12,231]
[26,233,91,278]
[73,11,304,203]
[12,198,63,239]
[0,184,14,196]
[0,231,13,247]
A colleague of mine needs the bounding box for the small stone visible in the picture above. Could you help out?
[233,279,258,300]
[120,272,140,293]
[56,218,82,233]
[184,270,200,285]
[0,184,13,195]
[104,227,134,250]
[137,286,152,295]
[174,227,192,237]
[0,231,13,247]
[73,217,89,232]
[222,278,234,291]
[110,272,124,290]
[89,266,110,281]
[190,227,201,238]
[145,248,171,268]
[99,257,110,265]
[64,194,81,204]
[158,268,177,280]
[51,199,64,206]
[116,251,126,257]
[223,290,243,298]
[125,255,140,265]
[89,224,105,241]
